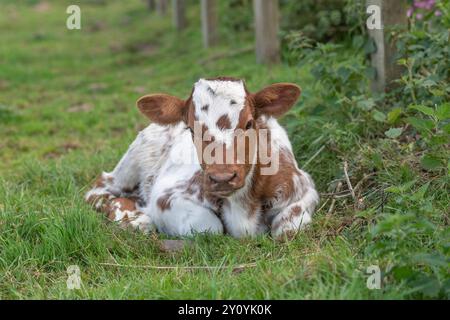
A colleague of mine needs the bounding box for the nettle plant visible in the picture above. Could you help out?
[366,179,450,298]
[368,2,450,298]
[388,0,449,173]
[285,1,449,298]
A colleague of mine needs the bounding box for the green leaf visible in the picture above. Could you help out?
[397,58,408,66]
[410,275,441,298]
[407,117,434,132]
[371,213,414,234]
[372,109,386,122]
[352,35,364,49]
[364,38,376,55]
[443,123,450,134]
[409,105,435,117]
[412,253,449,268]
[337,66,351,82]
[422,79,437,88]
[385,180,416,194]
[410,182,430,201]
[357,98,375,111]
[421,154,442,171]
[371,152,383,169]
[436,103,450,121]
[387,107,402,124]
[385,127,402,138]
[391,266,414,280]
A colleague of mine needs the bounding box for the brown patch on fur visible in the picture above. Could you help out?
[216,115,231,130]
[86,193,110,209]
[254,148,297,202]
[183,171,204,201]
[107,210,116,220]
[271,205,303,233]
[93,175,114,189]
[290,205,302,217]
[111,198,137,211]
[94,176,105,188]
[157,192,173,211]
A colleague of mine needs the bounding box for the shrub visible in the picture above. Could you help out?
[285,0,449,298]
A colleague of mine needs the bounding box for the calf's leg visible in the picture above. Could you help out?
[147,196,224,237]
[85,126,170,232]
[271,172,319,239]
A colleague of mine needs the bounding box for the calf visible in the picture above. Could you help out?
[85,77,319,238]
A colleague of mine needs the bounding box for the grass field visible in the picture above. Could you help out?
[0,1,448,299]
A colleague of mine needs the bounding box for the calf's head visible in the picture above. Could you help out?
[137,77,300,196]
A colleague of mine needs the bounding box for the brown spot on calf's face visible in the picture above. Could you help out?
[216,114,231,130]
[201,101,257,196]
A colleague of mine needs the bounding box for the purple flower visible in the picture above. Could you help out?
[413,0,436,10]
[414,1,428,9]
[407,0,441,19]
[407,7,414,17]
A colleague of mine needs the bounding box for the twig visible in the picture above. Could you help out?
[353,172,376,193]
[343,161,356,201]
[320,190,350,197]
[302,145,326,169]
[99,261,257,272]
[316,197,330,213]
[327,181,343,215]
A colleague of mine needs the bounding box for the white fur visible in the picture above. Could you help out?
[193,79,246,146]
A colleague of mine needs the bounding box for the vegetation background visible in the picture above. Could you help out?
[0,0,448,299]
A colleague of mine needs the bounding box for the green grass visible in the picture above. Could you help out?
[0,0,447,299]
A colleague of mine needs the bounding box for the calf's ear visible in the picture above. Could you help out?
[253,83,301,118]
[137,94,186,125]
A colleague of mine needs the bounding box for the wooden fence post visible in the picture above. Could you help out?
[253,0,280,64]
[367,0,408,92]
[156,0,168,15]
[201,0,218,48]
[172,0,187,31]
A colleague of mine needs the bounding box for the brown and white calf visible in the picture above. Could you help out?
[85,77,319,238]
